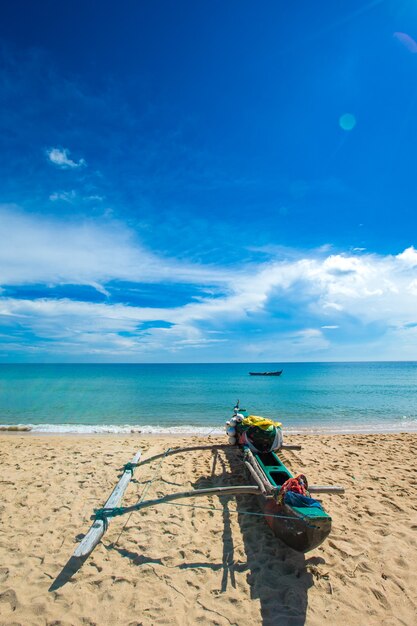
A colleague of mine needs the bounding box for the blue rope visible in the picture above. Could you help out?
[123,461,138,473]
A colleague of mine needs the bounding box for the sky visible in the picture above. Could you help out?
[1,0,417,362]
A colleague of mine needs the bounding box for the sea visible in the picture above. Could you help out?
[0,362,416,435]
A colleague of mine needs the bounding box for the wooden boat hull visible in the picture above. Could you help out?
[249,370,283,376]
[260,497,331,552]
[243,447,332,552]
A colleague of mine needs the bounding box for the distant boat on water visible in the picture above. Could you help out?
[249,370,283,376]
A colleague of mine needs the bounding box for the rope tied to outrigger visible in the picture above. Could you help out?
[94,506,125,522]
[122,461,139,473]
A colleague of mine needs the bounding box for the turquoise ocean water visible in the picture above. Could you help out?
[0,362,416,434]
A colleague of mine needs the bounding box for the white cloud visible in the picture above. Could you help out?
[1,205,417,360]
[46,147,86,169]
[397,246,417,268]
[85,195,104,202]
[0,297,226,357]
[49,190,77,202]
[49,191,105,204]
[0,205,232,292]
[243,328,330,360]
[408,279,417,295]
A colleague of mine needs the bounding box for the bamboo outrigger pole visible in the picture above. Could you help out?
[73,448,142,558]
[93,484,264,522]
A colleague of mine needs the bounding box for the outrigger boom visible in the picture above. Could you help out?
[71,440,344,562]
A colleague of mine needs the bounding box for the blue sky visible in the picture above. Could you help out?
[1,0,417,362]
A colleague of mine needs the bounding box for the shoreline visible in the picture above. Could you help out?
[1,424,417,436]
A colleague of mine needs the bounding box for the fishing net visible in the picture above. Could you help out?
[236,415,283,453]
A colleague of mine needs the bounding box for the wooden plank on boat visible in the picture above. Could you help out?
[73,448,142,558]
[244,460,267,494]
[244,447,275,493]
[309,485,345,494]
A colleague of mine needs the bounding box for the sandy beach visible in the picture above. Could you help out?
[0,432,416,626]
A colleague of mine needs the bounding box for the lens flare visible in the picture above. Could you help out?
[339,113,356,131]
[393,32,417,54]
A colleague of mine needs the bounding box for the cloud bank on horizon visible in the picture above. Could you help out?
[1,204,417,362]
[1,1,417,361]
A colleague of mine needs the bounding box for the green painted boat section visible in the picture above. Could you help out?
[255,449,331,520]
[291,506,330,518]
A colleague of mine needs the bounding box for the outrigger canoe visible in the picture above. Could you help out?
[229,402,334,551]
[66,403,343,571]
[242,446,332,551]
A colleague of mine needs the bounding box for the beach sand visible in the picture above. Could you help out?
[0,433,416,626]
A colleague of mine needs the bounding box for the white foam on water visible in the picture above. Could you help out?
[284,420,417,435]
[0,423,226,435]
[0,420,416,435]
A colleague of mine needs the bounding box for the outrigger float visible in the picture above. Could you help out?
[71,403,344,562]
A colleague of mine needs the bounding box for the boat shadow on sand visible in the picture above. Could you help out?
[50,447,324,625]
[114,448,321,626]
[191,446,321,626]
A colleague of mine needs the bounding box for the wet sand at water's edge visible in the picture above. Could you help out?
[0,432,416,625]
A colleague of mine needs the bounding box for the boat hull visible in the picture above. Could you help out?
[239,445,332,552]
[249,370,283,376]
[260,497,331,552]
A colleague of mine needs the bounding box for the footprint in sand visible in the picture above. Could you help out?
[370,587,389,609]
[0,567,9,582]
[380,499,405,513]
[0,588,18,611]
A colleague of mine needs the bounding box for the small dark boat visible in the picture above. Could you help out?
[249,370,283,376]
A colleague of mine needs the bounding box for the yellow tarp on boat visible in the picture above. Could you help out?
[244,415,282,429]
